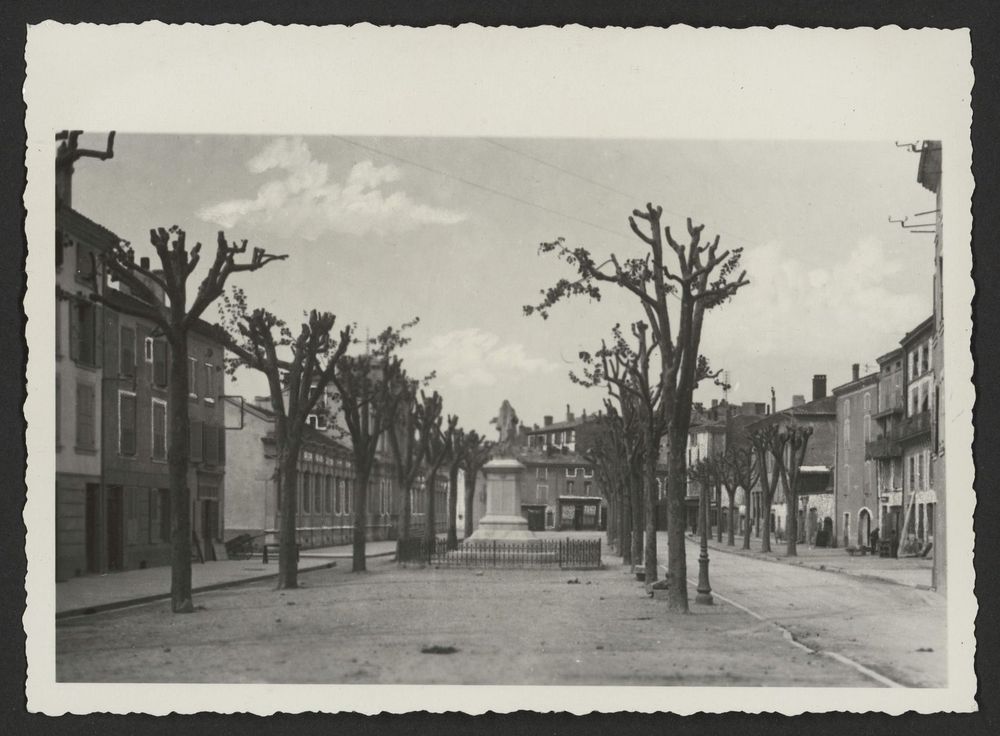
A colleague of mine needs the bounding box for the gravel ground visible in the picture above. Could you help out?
[57,555,874,686]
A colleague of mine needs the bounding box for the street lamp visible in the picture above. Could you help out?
[695,476,714,605]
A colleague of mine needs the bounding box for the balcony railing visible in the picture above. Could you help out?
[897,410,931,442]
[865,437,902,459]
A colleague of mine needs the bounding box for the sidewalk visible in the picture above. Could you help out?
[689,530,935,590]
[55,539,399,618]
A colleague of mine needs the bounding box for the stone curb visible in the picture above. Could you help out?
[55,555,386,621]
[689,534,937,592]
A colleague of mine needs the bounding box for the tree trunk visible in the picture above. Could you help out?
[726,489,736,546]
[277,441,301,589]
[463,474,476,540]
[620,480,633,566]
[630,467,643,570]
[447,464,460,550]
[352,466,370,572]
[665,433,689,612]
[425,476,437,561]
[167,335,194,613]
[606,495,616,550]
[785,488,798,557]
[401,480,412,541]
[743,498,753,550]
[643,447,658,583]
[760,492,773,553]
[713,481,721,543]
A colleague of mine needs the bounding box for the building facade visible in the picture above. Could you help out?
[55,207,114,580]
[868,347,906,546]
[832,364,879,549]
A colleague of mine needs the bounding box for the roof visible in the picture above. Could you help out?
[515,450,592,467]
[746,394,836,429]
[917,140,942,194]
[224,395,354,455]
[102,285,223,341]
[876,347,903,366]
[525,415,597,434]
[900,316,934,347]
[56,205,121,250]
[831,372,879,396]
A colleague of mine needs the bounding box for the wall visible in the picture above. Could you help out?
[834,377,879,548]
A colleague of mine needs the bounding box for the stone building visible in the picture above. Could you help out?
[55,206,114,580]
[832,363,880,549]
[868,347,906,545]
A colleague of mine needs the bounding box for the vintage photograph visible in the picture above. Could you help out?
[52,133,948,687]
[24,24,976,715]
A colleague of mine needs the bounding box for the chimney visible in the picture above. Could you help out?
[792,394,805,407]
[812,374,827,400]
[543,415,553,427]
[140,256,150,270]
[566,404,574,422]
[581,408,587,419]
[852,363,860,381]
[770,387,776,415]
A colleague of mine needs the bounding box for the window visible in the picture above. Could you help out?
[863,392,871,412]
[844,398,850,416]
[335,478,343,514]
[69,300,101,367]
[843,464,850,494]
[920,382,929,413]
[865,460,872,494]
[325,476,334,514]
[864,414,871,443]
[909,456,916,492]
[203,363,215,403]
[344,478,352,515]
[843,418,850,448]
[917,453,925,491]
[314,473,323,513]
[307,413,328,430]
[144,337,154,362]
[584,481,592,496]
[188,356,199,398]
[119,391,137,456]
[75,382,95,450]
[302,473,311,513]
[152,340,168,387]
[567,480,575,494]
[584,467,594,478]
[75,241,97,284]
[537,484,548,498]
[536,467,547,480]
[152,399,167,461]
[556,431,564,445]
[120,326,135,377]
[567,430,575,444]
[565,467,578,478]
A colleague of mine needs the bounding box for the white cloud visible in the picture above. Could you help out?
[409,328,560,388]
[198,137,466,239]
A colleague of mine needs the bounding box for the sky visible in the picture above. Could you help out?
[71,134,937,437]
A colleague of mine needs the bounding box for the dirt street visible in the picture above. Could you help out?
[674,536,947,687]
[57,553,875,686]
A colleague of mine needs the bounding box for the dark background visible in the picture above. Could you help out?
[3,1,997,734]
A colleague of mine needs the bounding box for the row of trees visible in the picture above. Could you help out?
[525,204,749,612]
[99,227,495,612]
[688,422,814,556]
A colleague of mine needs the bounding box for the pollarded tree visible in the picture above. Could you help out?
[526,205,748,612]
[219,289,351,589]
[718,446,759,547]
[445,427,466,550]
[417,391,456,559]
[749,425,788,553]
[95,228,285,612]
[458,431,493,541]
[387,377,425,543]
[778,424,813,557]
[329,323,415,572]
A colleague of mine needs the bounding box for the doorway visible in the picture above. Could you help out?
[200,499,220,561]
[859,508,872,548]
[106,485,123,571]
[85,483,101,573]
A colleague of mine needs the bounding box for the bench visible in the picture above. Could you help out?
[262,543,301,564]
[845,546,868,557]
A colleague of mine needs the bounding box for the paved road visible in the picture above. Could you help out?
[665,536,946,687]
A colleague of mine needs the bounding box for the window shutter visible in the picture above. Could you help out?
[190,419,204,462]
[120,393,137,456]
[153,340,167,386]
[68,301,81,361]
[93,305,104,368]
[218,426,226,465]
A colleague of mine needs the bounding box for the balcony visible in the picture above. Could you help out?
[865,437,902,460]
[897,410,931,443]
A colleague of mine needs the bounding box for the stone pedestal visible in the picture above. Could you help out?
[466,457,537,542]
